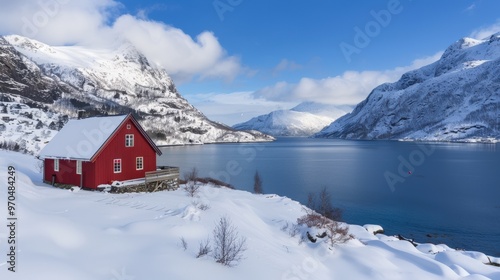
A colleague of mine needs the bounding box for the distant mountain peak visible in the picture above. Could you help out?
[233,102,352,137]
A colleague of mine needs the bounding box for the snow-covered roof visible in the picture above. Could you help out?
[38,114,128,160]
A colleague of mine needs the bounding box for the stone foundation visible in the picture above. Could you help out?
[108,178,179,193]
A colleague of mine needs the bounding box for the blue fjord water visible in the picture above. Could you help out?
[158,137,500,256]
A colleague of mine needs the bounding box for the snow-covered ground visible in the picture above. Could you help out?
[0,150,499,279]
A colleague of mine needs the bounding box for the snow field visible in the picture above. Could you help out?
[0,151,499,279]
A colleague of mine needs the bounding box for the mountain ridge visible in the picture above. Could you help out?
[0,35,273,150]
[315,33,500,142]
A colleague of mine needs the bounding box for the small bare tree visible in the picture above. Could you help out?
[183,167,200,197]
[253,171,263,194]
[35,159,44,173]
[212,216,247,266]
[196,238,212,258]
[317,187,342,221]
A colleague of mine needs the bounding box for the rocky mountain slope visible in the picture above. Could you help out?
[0,35,273,150]
[315,33,500,142]
[0,100,61,154]
[233,102,352,136]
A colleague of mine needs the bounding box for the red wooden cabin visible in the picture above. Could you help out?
[39,113,162,189]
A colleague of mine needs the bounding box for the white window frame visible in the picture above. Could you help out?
[125,134,134,147]
[126,124,131,130]
[113,159,122,173]
[136,157,144,170]
[76,160,82,175]
[54,159,59,172]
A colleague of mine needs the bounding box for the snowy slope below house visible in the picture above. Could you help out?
[315,33,500,142]
[233,102,352,136]
[1,151,499,280]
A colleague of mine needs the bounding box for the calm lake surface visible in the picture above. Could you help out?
[158,138,500,256]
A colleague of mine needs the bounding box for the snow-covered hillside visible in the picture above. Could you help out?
[233,102,352,136]
[0,99,61,154]
[315,33,500,142]
[0,151,499,279]
[0,35,273,146]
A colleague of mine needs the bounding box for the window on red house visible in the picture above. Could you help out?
[113,159,121,173]
[125,134,134,147]
[136,157,143,170]
[76,160,82,175]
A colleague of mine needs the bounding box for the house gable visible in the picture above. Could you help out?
[90,114,162,162]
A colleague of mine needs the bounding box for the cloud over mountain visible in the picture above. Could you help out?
[0,0,243,82]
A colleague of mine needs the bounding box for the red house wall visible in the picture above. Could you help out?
[43,158,88,187]
[44,117,158,189]
[90,118,157,188]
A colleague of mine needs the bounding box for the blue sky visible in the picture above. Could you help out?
[1,0,499,125]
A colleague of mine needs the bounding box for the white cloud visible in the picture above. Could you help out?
[0,0,119,46]
[469,20,500,40]
[189,52,443,125]
[112,15,243,82]
[254,52,443,105]
[272,59,302,75]
[0,0,243,82]
[465,3,476,12]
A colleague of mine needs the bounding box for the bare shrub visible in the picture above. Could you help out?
[212,216,247,266]
[253,171,263,194]
[180,237,188,251]
[195,201,210,211]
[184,167,198,182]
[35,159,44,173]
[183,167,200,197]
[280,221,289,232]
[297,212,329,228]
[296,187,352,246]
[324,222,353,246]
[289,223,300,238]
[196,238,212,258]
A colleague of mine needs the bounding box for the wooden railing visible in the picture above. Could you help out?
[145,166,180,184]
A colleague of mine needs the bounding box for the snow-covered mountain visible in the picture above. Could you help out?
[233,102,352,136]
[0,35,273,150]
[0,100,61,153]
[315,33,500,142]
